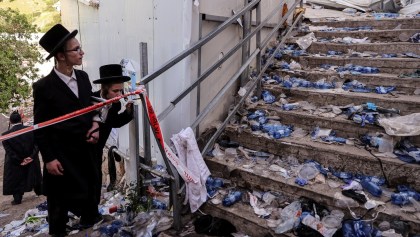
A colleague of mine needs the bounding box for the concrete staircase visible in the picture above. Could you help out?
[200,15,420,236]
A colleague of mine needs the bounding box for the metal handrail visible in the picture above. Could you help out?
[157,0,285,121]
[141,0,260,85]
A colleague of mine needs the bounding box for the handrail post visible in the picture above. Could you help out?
[196,14,203,138]
[240,0,252,87]
[140,42,151,167]
[255,1,262,97]
[139,43,150,197]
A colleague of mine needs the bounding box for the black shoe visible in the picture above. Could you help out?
[79,215,103,229]
[106,182,116,192]
[11,200,21,205]
[51,233,67,237]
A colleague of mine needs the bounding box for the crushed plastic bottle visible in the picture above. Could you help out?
[222,190,242,207]
[360,133,394,153]
[152,199,167,210]
[295,177,308,186]
[352,112,377,127]
[360,178,382,197]
[394,139,420,163]
[375,86,395,94]
[261,90,276,104]
[391,185,420,205]
[275,201,302,234]
[354,174,386,186]
[342,219,381,237]
[282,102,300,111]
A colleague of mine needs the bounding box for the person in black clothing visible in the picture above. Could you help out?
[2,111,42,205]
[92,64,133,205]
[34,24,101,236]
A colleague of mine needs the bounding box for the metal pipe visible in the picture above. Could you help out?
[140,42,151,167]
[141,0,261,85]
[104,145,174,180]
[255,2,262,97]
[191,48,260,130]
[196,13,203,138]
[241,0,252,86]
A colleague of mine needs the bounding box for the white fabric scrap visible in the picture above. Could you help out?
[171,127,211,213]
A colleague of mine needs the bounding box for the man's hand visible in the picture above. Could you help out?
[20,157,33,166]
[126,101,134,114]
[86,122,100,144]
[46,159,64,175]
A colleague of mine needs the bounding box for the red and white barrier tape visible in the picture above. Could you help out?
[143,95,199,184]
[0,88,146,142]
[0,86,198,183]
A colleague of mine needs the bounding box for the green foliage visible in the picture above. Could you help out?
[0,0,60,32]
[0,8,42,112]
[125,182,151,215]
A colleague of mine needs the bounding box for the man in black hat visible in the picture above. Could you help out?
[92,64,133,204]
[2,111,42,205]
[33,24,101,236]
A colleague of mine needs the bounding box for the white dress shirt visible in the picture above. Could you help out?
[54,67,78,98]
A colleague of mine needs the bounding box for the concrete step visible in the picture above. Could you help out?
[223,125,420,190]
[205,149,420,233]
[308,29,420,43]
[307,18,420,30]
[271,69,420,95]
[201,202,292,237]
[282,55,420,74]
[305,42,420,55]
[263,84,420,115]
[245,104,420,146]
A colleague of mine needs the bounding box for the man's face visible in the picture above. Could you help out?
[107,83,124,100]
[62,38,84,66]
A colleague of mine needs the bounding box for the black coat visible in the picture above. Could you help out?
[92,90,133,154]
[2,124,42,195]
[33,69,98,199]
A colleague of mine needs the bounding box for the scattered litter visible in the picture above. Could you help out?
[296,32,317,50]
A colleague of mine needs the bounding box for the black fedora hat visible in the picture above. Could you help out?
[9,111,22,124]
[93,64,130,84]
[39,24,78,60]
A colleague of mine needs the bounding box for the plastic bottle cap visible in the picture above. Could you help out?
[109,205,118,213]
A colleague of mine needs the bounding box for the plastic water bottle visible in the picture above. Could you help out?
[295,177,308,186]
[261,90,276,104]
[330,169,353,180]
[282,103,300,111]
[247,110,266,120]
[272,126,293,139]
[360,179,382,197]
[375,86,395,94]
[152,199,167,210]
[391,192,412,205]
[321,135,347,144]
[222,191,242,207]
[342,219,381,237]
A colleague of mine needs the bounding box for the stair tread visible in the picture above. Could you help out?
[275,69,420,81]
[225,125,419,170]
[264,84,420,107]
[308,42,419,47]
[289,55,420,63]
[205,155,420,230]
